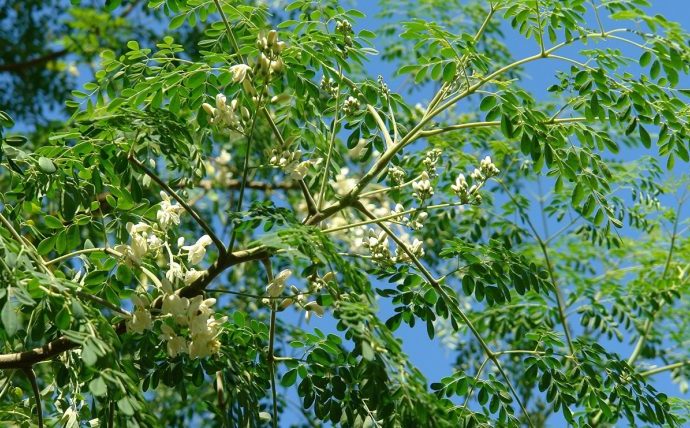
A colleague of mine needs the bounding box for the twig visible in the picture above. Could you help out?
[22,367,43,428]
[261,258,279,428]
[128,156,226,256]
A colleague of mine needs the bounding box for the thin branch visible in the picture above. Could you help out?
[640,360,690,378]
[498,181,576,355]
[22,367,43,428]
[318,67,343,210]
[262,258,279,428]
[353,202,535,427]
[128,156,226,256]
[419,117,586,138]
[591,1,605,35]
[45,247,120,265]
[628,197,685,365]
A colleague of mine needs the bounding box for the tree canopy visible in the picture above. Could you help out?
[1,0,690,426]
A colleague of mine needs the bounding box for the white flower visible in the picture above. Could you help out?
[304,301,325,323]
[451,174,468,194]
[202,102,216,116]
[159,324,188,357]
[266,269,291,297]
[127,307,152,334]
[184,269,205,285]
[166,261,183,284]
[216,149,232,165]
[182,235,213,265]
[161,294,190,324]
[330,168,357,195]
[188,296,217,319]
[126,222,150,260]
[412,171,434,200]
[289,160,312,180]
[216,93,227,111]
[230,64,252,83]
[157,191,185,230]
[349,138,369,159]
[189,335,221,359]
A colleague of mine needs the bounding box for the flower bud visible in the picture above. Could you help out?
[267,30,278,46]
[202,102,215,116]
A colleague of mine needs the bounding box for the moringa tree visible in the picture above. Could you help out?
[1,0,690,426]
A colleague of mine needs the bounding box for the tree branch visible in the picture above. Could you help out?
[128,156,227,257]
[22,367,43,428]
[0,49,68,73]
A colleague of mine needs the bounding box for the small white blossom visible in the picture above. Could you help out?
[304,301,325,322]
[216,149,232,165]
[159,324,188,357]
[229,63,252,83]
[162,294,190,325]
[181,235,213,265]
[266,269,292,297]
[166,261,183,283]
[184,269,205,285]
[331,168,358,196]
[412,171,434,201]
[157,191,185,230]
[127,307,152,334]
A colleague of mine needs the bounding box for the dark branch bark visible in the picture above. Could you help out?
[0,338,77,369]
[0,49,69,73]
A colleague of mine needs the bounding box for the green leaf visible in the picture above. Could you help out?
[89,377,107,396]
[1,300,18,337]
[639,125,651,148]
[169,14,186,30]
[281,369,298,387]
[44,215,62,229]
[480,95,497,112]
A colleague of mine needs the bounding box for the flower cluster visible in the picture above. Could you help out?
[330,167,358,196]
[320,76,339,97]
[202,94,249,132]
[394,237,424,263]
[343,96,360,117]
[377,75,390,98]
[115,222,163,266]
[388,165,406,185]
[362,229,392,264]
[423,148,442,176]
[257,30,286,77]
[269,148,322,180]
[335,20,354,56]
[200,149,234,189]
[158,294,226,359]
[390,203,428,231]
[451,156,500,204]
[412,171,434,201]
[264,269,327,322]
